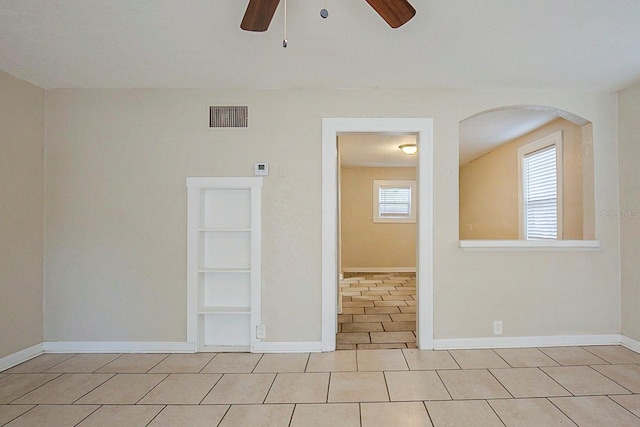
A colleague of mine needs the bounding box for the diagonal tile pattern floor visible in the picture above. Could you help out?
[338,273,417,350]
[2,345,640,425]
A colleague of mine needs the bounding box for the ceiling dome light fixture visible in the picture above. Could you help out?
[399,144,418,155]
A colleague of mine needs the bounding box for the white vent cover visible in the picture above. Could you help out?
[210,106,248,128]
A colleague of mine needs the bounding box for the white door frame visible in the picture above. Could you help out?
[321,117,434,351]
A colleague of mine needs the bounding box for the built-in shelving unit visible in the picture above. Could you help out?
[186,177,263,352]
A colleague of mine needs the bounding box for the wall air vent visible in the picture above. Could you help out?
[209,106,248,128]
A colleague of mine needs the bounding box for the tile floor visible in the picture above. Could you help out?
[338,273,416,350]
[2,345,640,426]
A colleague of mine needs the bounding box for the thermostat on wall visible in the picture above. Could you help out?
[255,162,269,176]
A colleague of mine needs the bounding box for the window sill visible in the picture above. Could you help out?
[458,240,601,251]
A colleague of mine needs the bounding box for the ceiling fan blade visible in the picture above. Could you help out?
[365,0,416,28]
[241,0,281,32]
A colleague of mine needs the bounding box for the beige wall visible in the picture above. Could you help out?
[618,81,640,342]
[341,167,417,270]
[44,88,620,343]
[0,71,45,358]
[460,118,587,240]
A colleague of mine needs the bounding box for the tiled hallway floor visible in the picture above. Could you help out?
[2,345,640,426]
[338,273,416,350]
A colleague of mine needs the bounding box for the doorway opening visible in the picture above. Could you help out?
[337,133,418,349]
[321,118,434,351]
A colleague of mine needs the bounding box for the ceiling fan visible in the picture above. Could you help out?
[240,0,416,32]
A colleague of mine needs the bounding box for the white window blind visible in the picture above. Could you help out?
[372,180,416,223]
[379,186,412,217]
[523,145,558,240]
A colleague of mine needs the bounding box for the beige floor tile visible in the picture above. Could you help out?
[218,404,294,427]
[495,348,560,367]
[488,398,576,426]
[75,373,167,404]
[542,366,631,395]
[550,396,640,427]
[342,308,365,315]
[0,374,60,403]
[0,405,35,425]
[12,374,113,404]
[373,300,407,307]
[370,331,416,344]
[328,372,389,402]
[382,321,415,332]
[342,322,384,333]
[6,404,98,427]
[353,314,392,323]
[389,290,416,295]
[361,291,391,296]
[338,314,353,323]
[400,306,417,314]
[201,353,262,373]
[337,344,357,350]
[381,295,413,301]
[402,349,459,370]
[358,343,407,350]
[539,346,608,365]
[385,370,451,401]
[390,313,416,322]
[592,364,640,392]
[290,403,360,427]
[95,354,168,373]
[265,372,329,403]
[343,301,375,308]
[147,353,216,373]
[306,351,357,372]
[449,349,510,369]
[489,367,571,398]
[5,354,77,374]
[76,405,163,427]
[426,400,504,427]
[584,345,640,364]
[139,373,222,404]
[438,369,511,399]
[365,307,401,314]
[611,394,640,417]
[352,295,383,301]
[45,354,121,373]
[253,353,309,373]
[361,402,432,427]
[357,349,408,371]
[148,405,229,427]
[337,333,371,345]
[201,373,275,404]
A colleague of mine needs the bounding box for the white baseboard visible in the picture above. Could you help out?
[342,267,416,273]
[252,341,322,353]
[0,343,44,372]
[43,341,196,353]
[621,335,640,353]
[433,334,622,350]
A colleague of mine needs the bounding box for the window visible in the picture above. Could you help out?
[518,132,563,240]
[372,180,416,223]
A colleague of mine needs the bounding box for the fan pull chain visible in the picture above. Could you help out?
[283,0,288,48]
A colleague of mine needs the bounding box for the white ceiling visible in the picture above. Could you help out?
[459,109,559,165]
[1,0,639,90]
[339,134,418,168]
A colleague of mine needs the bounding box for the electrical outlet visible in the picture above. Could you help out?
[493,320,503,336]
[256,325,266,340]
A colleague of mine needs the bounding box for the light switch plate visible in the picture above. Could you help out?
[255,162,269,176]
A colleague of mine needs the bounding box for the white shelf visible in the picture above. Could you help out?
[199,228,251,232]
[198,306,250,315]
[198,268,251,274]
[186,176,263,353]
